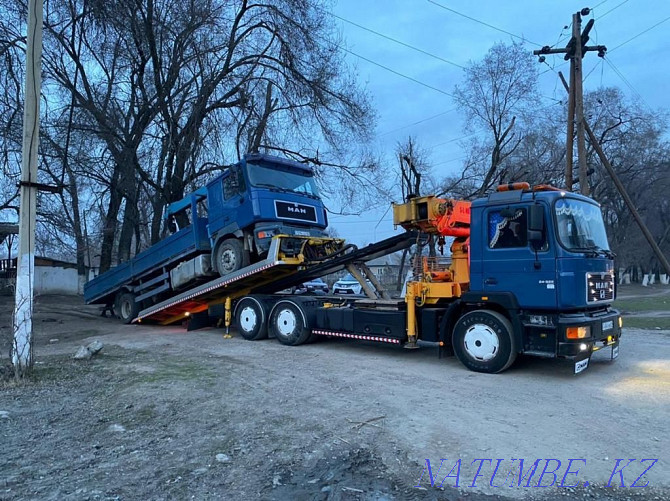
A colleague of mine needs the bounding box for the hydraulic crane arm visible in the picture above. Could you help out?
[392,195,471,238]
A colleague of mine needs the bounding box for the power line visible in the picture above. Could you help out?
[330,13,465,69]
[337,45,454,98]
[609,14,670,52]
[592,0,611,9]
[379,108,458,136]
[598,0,630,19]
[426,0,542,47]
[603,56,650,108]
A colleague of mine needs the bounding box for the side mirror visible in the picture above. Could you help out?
[528,205,544,243]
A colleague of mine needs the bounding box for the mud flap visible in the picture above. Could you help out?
[574,356,590,375]
[611,342,619,361]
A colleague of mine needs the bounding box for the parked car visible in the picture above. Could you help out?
[332,273,372,295]
[294,277,329,295]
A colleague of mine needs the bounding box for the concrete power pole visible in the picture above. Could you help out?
[13,0,43,375]
[534,8,606,195]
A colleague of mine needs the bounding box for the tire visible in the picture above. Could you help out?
[452,309,517,373]
[117,292,139,324]
[268,300,312,346]
[214,238,249,277]
[234,296,268,341]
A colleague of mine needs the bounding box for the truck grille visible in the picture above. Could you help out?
[275,201,317,223]
[586,272,614,303]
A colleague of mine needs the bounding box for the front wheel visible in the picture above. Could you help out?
[452,310,517,373]
[214,238,249,277]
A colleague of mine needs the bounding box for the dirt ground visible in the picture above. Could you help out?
[1,289,669,501]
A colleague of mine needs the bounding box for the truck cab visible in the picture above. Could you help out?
[469,188,620,369]
[202,154,328,274]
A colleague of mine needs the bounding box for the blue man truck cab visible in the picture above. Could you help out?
[84,153,328,322]
[205,153,328,275]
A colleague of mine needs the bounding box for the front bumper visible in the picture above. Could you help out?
[253,223,327,253]
[557,309,621,360]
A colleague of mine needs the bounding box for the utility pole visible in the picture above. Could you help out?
[13,0,43,376]
[534,8,606,195]
[557,73,670,277]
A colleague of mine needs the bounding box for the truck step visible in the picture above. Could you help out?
[312,329,401,344]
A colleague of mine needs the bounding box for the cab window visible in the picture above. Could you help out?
[489,209,528,248]
[223,167,246,199]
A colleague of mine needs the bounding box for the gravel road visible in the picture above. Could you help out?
[1,295,668,500]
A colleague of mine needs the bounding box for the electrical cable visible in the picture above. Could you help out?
[426,0,542,47]
[609,15,670,53]
[330,12,465,69]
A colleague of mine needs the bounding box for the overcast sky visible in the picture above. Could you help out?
[325,0,669,246]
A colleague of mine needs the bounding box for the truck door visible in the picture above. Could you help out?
[219,165,253,231]
[481,206,557,309]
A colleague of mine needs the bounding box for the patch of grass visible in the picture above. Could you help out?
[623,316,670,330]
[613,295,670,313]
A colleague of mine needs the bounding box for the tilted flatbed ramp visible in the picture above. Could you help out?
[134,231,417,325]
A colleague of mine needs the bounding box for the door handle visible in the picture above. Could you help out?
[485,278,498,285]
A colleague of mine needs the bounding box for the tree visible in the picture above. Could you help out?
[452,41,539,196]
[0,0,377,276]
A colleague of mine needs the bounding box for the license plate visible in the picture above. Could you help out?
[574,358,589,374]
[294,230,310,236]
[612,345,619,359]
[602,320,614,331]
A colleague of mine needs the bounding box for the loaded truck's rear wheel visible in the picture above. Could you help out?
[117,292,139,324]
[214,238,249,276]
[234,296,268,341]
[452,310,517,373]
[268,300,312,346]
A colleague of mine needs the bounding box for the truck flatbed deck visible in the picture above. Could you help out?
[134,231,417,325]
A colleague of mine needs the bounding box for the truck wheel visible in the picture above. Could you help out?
[235,296,268,341]
[117,292,139,324]
[269,300,312,346]
[215,238,249,276]
[452,310,517,373]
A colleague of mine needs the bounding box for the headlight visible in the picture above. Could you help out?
[566,326,590,339]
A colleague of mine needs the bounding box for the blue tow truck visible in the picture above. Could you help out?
[84,153,329,322]
[129,182,621,374]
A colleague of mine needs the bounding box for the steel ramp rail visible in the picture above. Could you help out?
[134,231,418,325]
[253,231,418,294]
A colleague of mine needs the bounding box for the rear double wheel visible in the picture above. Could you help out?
[234,296,268,341]
[116,292,139,324]
[452,309,517,373]
[268,300,313,346]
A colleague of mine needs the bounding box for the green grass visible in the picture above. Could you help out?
[613,295,670,313]
[623,316,670,331]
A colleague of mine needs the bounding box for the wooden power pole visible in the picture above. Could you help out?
[534,8,606,195]
[13,0,43,376]
[557,73,670,277]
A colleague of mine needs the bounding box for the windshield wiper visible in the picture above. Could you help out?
[571,246,616,259]
[254,183,294,193]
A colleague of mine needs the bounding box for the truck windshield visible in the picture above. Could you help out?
[246,163,319,196]
[554,198,610,252]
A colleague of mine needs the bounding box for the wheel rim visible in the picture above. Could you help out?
[463,324,499,361]
[239,306,258,333]
[276,308,297,336]
[121,300,132,319]
[219,248,237,274]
